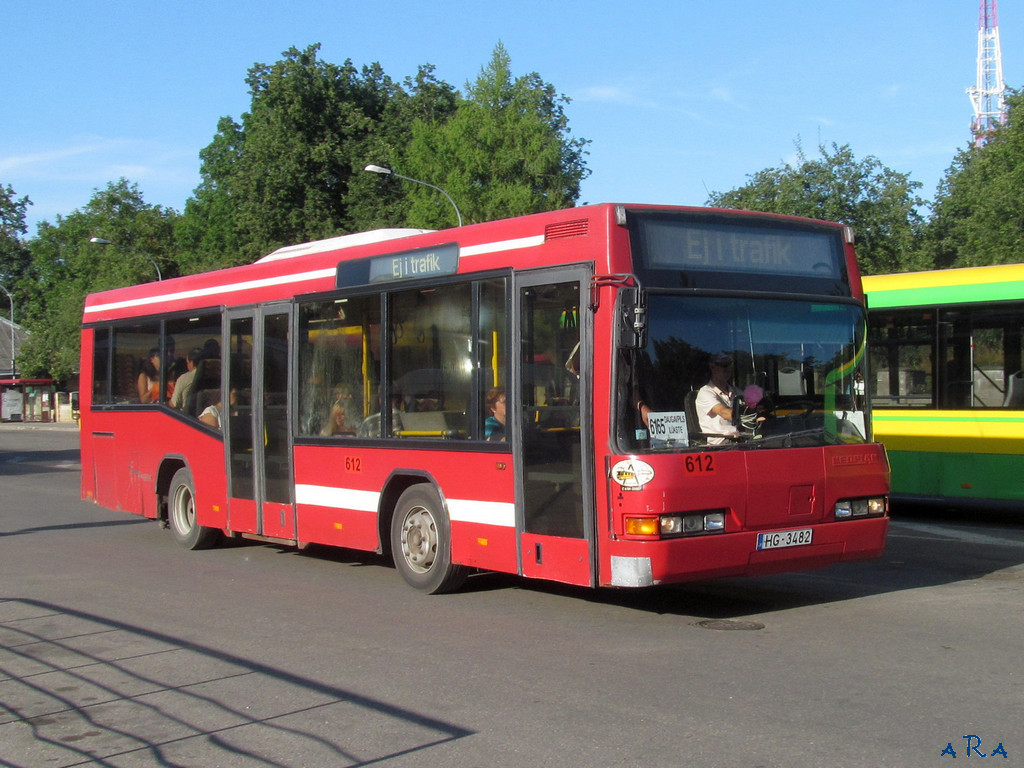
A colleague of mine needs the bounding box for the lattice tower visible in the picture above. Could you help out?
[966,0,1007,144]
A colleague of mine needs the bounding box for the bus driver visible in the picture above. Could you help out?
[695,355,742,445]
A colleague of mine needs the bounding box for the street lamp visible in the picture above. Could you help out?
[89,237,162,281]
[0,282,14,377]
[364,164,463,227]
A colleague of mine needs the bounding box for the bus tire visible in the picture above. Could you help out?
[168,467,220,551]
[390,485,468,594]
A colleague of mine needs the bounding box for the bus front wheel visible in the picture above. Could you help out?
[391,485,468,594]
[168,468,221,550]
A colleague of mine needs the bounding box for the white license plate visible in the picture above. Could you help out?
[756,528,814,550]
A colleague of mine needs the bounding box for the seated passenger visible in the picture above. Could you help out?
[200,388,237,431]
[137,348,161,403]
[485,386,506,442]
[199,399,223,430]
[170,348,204,411]
[321,401,356,436]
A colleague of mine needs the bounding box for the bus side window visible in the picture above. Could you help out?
[389,284,472,440]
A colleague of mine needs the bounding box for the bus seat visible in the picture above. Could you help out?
[778,367,805,396]
[114,353,137,402]
[1003,371,1024,408]
[357,412,381,438]
[397,411,448,433]
[684,389,705,445]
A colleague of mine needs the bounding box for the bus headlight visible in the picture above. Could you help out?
[624,511,727,539]
[834,496,888,519]
[704,512,726,531]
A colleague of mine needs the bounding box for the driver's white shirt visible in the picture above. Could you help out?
[695,383,739,445]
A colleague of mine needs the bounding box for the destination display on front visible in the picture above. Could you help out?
[635,217,842,279]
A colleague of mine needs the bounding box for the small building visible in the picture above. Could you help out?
[0,315,67,423]
[1,378,59,422]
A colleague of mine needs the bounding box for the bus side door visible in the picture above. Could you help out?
[224,306,295,540]
[515,267,594,586]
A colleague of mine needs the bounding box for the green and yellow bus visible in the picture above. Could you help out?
[864,264,1024,507]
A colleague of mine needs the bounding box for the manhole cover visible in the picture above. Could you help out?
[698,619,765,631]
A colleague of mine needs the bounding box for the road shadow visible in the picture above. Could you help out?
[493,513,1024,620]
[0,448,81,477]
[7,430,1022,626]
[253,510,1024,625]
[0,518,148,539]
[0,597,472,767]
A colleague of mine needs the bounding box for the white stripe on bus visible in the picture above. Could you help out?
[83,235,545,316]
[459,235,545,257]
[295,483,515,528]
[83,267,337,315]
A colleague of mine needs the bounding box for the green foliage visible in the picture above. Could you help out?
[17,180,177,382]
[401,43,590,228]
[925,90,1024,268]
[180,42,588,262]
[14,43,596,380]
[1,183,32,299]
[707,142,929,275]
[183,45,459,266]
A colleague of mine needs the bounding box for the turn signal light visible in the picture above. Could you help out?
[625,517,660,536]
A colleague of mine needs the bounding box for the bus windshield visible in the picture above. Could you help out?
[618,295,869,451]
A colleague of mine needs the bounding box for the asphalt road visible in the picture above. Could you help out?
[1,425,1021,767]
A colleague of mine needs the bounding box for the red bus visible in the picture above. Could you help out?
[80,204,889,593]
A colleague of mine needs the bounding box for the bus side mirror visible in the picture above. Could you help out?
[618,288,647,349]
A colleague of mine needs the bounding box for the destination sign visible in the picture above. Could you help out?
[337,242,459,289]
[636,218,842,279]
[369,243,459,283]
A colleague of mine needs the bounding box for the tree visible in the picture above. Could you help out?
[180,44,588,264]
[17,180,178,382]
[176,116,246,273]
[1,183,32,293]
[707,142,928,275]
[925,90,1024,268]
[344,64,458,232]
[182,45,459,267]
[401,43,590,228]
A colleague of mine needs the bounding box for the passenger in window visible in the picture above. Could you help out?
[321,392,357,436]
[200,388,237,430]
[485,386,506,442]
[203,338,221,360]
[170,348,204,411]
[137,348,161,403]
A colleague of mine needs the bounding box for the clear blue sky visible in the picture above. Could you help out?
[3,0,1018,233]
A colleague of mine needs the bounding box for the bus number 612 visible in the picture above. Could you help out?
[684,455,714,473]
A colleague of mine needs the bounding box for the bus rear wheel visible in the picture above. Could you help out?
[168,467,220,550]
[391,485,468,594]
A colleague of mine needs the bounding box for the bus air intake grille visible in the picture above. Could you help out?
[545,219,589,240]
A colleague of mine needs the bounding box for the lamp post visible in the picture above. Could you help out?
[0,282,14,377]
[364,164,463,227]
[89,237,162,281]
